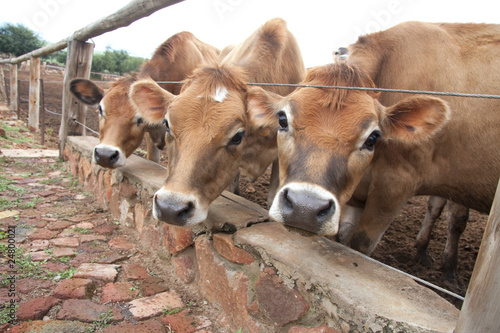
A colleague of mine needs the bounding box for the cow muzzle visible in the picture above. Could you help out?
[153,189,208,227]
[269,183,340,235]
[93,144,126,169]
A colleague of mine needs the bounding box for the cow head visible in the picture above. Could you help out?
[248,62,450,236]
[69,76,165,169]
[130,64,278,227]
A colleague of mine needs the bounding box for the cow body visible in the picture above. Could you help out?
[130,18,305,226]
[69,32,220,168]
[248,22,500,258]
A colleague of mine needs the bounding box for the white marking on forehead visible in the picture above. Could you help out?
[213,86,229,102]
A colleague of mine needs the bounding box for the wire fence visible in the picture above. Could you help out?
[7,76,496,302]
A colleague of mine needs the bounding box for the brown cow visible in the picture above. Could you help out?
[332,21,491,278]
[69,31,220,168]
[130,18,305,227]
[248,22,500,258]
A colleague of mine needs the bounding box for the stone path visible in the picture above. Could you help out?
[0,155,217,332]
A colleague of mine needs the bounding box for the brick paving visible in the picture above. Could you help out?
[0,154,216,332]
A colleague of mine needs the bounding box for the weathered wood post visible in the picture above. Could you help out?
[40,79,46,145]
[59,40,94,158]
[29,56,41,131]
[0,66,7,103]
[455,179,500,332]
[9,63,18,114]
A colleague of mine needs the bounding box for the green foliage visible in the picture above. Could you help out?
[89,309,114,332]
[91,46,145,75]
[0,23,44,56]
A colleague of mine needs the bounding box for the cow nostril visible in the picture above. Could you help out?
[317,200,335,219]
[109,150,119,163]
[178,201,194,220]
[282,189,293,211]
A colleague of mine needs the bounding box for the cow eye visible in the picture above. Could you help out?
[97,105,104,117]
[228,130,245,146]
[136,117,144,125]
[362,130,381,151]
[278,111,288,131]
[163,119,170,133]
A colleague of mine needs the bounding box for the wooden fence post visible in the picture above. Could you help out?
[0,66,7,103]
[59,39,94,158]
[9,63,18,114]
[455,179,500,332]
[29,57,41,131]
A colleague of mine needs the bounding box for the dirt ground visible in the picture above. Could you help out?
[3,69,489,309]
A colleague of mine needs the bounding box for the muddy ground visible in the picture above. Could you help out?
[3,69,489,309]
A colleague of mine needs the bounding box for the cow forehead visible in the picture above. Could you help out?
[101,86,136,119]
[168,87,247,138]
[289,88,378,149]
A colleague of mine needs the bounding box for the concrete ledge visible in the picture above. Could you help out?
[64,136,459,332]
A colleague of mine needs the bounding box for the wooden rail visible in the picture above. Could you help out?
[0,0,184,157]
[0,0,184,65]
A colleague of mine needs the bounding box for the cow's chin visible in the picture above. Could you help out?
[269,182,341,236]
[152,189,209,227]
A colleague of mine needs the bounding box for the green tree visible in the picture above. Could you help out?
[0,23,44,56]
[91,47,145,74]
[120,56,143,74]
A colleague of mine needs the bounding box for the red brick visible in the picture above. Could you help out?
[128,291,183,320]
[16,296,61,321]
[10,321,93,333]
[101,282,139,303]
[173,255,195,284]
[27,239,49,252]
[213,233,254,264]
[94,225,118,236]
[137,277,168,297]
[73,263,119,282]
[56,299,123,322]
[28,229,60,240]
[119,178,137,199]
[109,190,120,218]
[255,267,309,326]
[50,237,80,248]
[162,224,194,254]
[161,309,212,333]
[122,263,150,280]
[102,319,166,333]
[195,235,260,332]
[104,169,114,203]
[108,236,135,250]
[53,278,95,299]
[81,157,92,182]
[47,221,73,231]
[17,278,53,294]
[288,324,341,333]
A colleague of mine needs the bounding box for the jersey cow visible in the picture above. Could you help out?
[334,22,496,278]
[248,22,500,258]
[130,18,306,227]
[69,32,220,169]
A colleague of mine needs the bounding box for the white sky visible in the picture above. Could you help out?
[1,0,498,68]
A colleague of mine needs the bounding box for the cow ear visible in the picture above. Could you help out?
[69,79,104,105]
[381,96,450,143]
[247,86,285,131]
[129,79,175,125]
